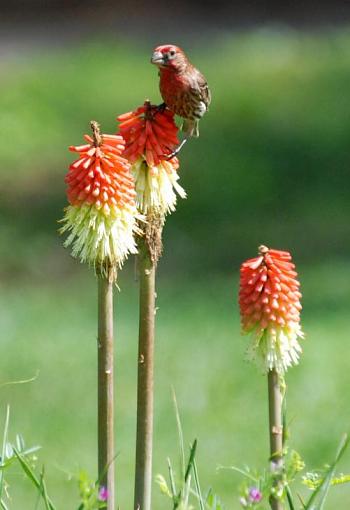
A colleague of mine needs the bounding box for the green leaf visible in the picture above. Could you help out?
[205,489,214,508]
[184,440,197,483]
[205,488,223,510]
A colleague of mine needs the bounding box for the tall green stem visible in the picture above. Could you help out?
[134,238,156,510]
[268,369,283,510]
[98,273,115,510]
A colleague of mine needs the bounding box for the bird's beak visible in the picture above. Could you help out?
[151,51,164,65]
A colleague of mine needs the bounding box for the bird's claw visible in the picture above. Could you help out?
[165,149,180,160]
[164,138,188,160]
[157,102,167,113]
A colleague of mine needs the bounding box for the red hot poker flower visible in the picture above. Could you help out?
[60,121,140,275]
[117,102,186,215]
[118,101,179,167]
[239,245,304,374]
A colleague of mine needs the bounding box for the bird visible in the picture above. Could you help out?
[151,44,211,157]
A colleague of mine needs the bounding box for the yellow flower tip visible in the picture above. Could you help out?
[132,157,186,215]
[60,203,142,276]
[247,323,304,375]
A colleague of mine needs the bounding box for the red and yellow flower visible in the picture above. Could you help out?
[60,121,140,275]
[117,101,186,215]
[239,245,304,374]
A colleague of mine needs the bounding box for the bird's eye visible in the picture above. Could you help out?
[169,50,175,57]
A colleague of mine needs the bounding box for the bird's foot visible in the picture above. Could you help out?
[165,138,188,160]
[157,102,167,113]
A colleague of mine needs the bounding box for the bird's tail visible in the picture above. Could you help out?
[182,119,199,138]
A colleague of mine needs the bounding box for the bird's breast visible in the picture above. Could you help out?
[159,72,204,120]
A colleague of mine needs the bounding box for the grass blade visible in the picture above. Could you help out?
[305,433,349,510]
[184,440,197,483]
[218,465,257,483]
[13,447,56,510]
[282,395,288,447]
[183,473,191,508]
[167,457,177,502]
[297,493,307,509]
[0,406,10,502]
[172,389,185,479]
[96,451,119,486]
[286,484,296,510]
[0,371,39,390]
[0,499,9,510]
[193,459,205,510]
[173,441,198,510]
[40,468,52,510]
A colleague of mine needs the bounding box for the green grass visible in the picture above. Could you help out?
[1,263,350,509]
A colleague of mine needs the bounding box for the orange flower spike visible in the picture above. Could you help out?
[117,101,186,215]
[60,121,141,276]
[239,245,304,374]
[65,128,134,210]
[117,100,179,166]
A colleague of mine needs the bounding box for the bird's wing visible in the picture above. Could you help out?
[190,70,211,109]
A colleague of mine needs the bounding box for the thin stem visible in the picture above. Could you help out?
[134,238,156,510]
[268,369,284,510]
[97,274,115,510]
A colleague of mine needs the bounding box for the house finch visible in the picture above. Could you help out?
[151,44,211,156]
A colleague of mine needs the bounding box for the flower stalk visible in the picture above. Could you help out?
[134,236,157,510]
[134,213,164,510]
[268,369,283,510]
[97,270,115,510]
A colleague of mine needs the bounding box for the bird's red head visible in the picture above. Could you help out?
[151,44,187,71]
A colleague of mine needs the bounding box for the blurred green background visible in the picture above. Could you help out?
[1,8,350,509]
